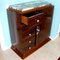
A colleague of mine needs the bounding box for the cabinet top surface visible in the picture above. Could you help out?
[9,1,51,11]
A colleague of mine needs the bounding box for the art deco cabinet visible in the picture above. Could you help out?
[7,1,54,59]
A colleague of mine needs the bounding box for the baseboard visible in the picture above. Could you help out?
[49,33,59,41]
[1,44,11,51]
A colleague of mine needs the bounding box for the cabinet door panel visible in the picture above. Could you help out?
[36,17,52,45]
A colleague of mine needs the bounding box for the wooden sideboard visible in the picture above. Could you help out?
[7,1,54,59]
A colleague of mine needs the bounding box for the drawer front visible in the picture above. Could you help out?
[35,13,45,24]
[22,31,35,42]
[29,12,45,26]
[22,36,35,46]
[17,26,35,42]
[21,12,45,27]
[22,28,35,40]
[20,37,35,53]
[21,43,35,53]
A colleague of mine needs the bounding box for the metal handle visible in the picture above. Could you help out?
[36,32,39,35]
[36,29,40,32]
[29,47,31,49]
[37,19,39,22]
[29,41,31,43]
[29,34,32,36]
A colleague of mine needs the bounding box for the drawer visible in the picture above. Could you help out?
[17,27,35,42]
[19,26,35,40]
[21,43,35,53]
[22,36,35,46]
[20,37,35,53]
[22,28,35,39]
[22,30,35,42]
[21,11,45,26]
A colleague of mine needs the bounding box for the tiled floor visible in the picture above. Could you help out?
[0,36,60,60]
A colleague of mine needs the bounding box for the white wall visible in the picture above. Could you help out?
[0,20,6,50]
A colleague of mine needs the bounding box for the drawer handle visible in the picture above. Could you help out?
[36,29,40,32]
[29,47,31,50]
[37,20,39,22]
[36,32,39,35]
[29,34,32,36]
[29,41,31,43]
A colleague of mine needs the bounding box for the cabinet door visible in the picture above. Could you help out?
[36,16,52,45]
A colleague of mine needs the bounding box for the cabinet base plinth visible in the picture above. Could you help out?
[11,37,51,59]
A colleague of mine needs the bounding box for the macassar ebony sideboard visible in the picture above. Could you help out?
[7,1,54,59]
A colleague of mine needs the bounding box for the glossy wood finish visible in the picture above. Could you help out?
[7,3,54,59]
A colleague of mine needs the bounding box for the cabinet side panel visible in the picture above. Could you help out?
[7,10,18,45]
